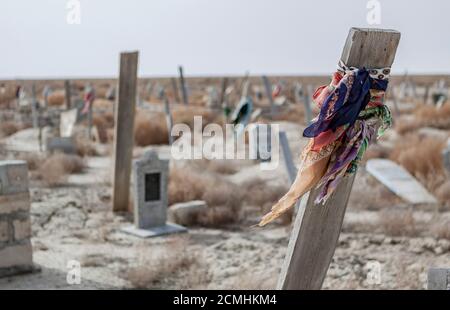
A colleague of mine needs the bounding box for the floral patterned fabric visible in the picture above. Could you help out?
[257,63,392,227]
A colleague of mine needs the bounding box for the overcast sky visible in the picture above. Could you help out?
[2,0,450,79]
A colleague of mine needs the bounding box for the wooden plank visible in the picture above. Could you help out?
[178,66,188,105]
[64,80,72,109]
[366,159,437,204]
[262,75,275,115]
[112,51,139,212]
[277,28,401,290]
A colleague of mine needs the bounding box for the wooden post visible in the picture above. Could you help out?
[303,85,313,125]
[31,84,38,129]
[219,77,229,106]
[112,51,139,213]
[64,80,72,109]
[163,91,174,145]
[277,28,400,290]
[262,75,275,115]
[170,77,180,103]
[178,66,188,105]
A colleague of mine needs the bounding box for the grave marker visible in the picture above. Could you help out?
[163,91,174,145]
[31,84,38,129]
[428,268,450,290]
[262,75,275,115]
[121,151,186,237]
[112,51,139,212]
[65,80,72,109]
[178,66,188,105]
[277,28,401,290]
[366,159,437,204]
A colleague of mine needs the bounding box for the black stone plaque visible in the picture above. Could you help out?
[145,173,160,202]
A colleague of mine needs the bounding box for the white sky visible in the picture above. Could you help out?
[2,0,450,79]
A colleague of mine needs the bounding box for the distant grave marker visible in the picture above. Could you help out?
[122,151,186,237]
[178,66,188,105]
[366,159,437,204]
[262,75,275,115]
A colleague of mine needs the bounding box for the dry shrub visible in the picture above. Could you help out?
[395,104,450,134]
[415,104,450,129]
[37,153,85,186]
[379,209,418,237]
[134,113,169,146]
[75,137,98,157]
[172,106,221,129]
[272,104,305,124]
[0,86,17,107]
[169,165,243,226]
[125,238,210,289]
[92,112,114,143]
[241,177,288,212]
[362,144,392,162]
[17,152,43,171]
[47,90,66,106]
[0,121,20,137]
[435,181,450,205]
[389,134,445,192]
[192,159,238,175]
[431,219,450,240]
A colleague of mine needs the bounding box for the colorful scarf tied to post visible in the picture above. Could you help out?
[258,61,392,227]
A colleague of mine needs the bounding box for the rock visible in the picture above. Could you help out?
[169,200,207,226]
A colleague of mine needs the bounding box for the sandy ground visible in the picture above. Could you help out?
[0,120,449,290]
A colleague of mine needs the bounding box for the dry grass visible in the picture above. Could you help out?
[134,113,169,146]
[75,136,98,157]
[37,153,85,186]
[124,238,210,289]
[169,165,243,226]
[191,159,238,175]
[172,106,222,129]
[17,152,44,171]
[389,134,446,194]
[395,104,450,134]
[47,90,66,106]
[431,219,450,240]
[92,111,114,143]
[378,209,418,237]
[0,121,20,138]
[241,177,288,211]
[272,104,306,124]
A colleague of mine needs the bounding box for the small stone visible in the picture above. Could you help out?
[169,200,207,226]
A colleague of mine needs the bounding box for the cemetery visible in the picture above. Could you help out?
[1,4,450,291]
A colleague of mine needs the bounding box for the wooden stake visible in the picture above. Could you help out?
[163,91,174,145]
[178,66,188,105]
[277,28,401,290]
[262,75,275,115]
[64,80,72,109]
[112,51,139,212]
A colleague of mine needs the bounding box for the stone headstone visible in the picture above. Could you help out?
[169,200,207,226]
[428,268,450,290]
[60,108,78,138]
[0,160,34,278]
[46,137,76,154]
[121,151,186,237]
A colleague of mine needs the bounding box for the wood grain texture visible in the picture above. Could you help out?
[277,28,400,290]
[112,51,139,212]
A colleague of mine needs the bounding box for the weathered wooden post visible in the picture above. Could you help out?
[31,84,38,129]
[163,91,174,145]
[219,77,229,106]
[262,75,275,116]
[112,51,139,212]
[302,85,313,125]
[178,66,188,105]
[64,80,72,109]
[277,28,400,290]
[170,77,180,103]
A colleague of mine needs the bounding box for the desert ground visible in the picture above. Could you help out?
[0,75,449,289]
